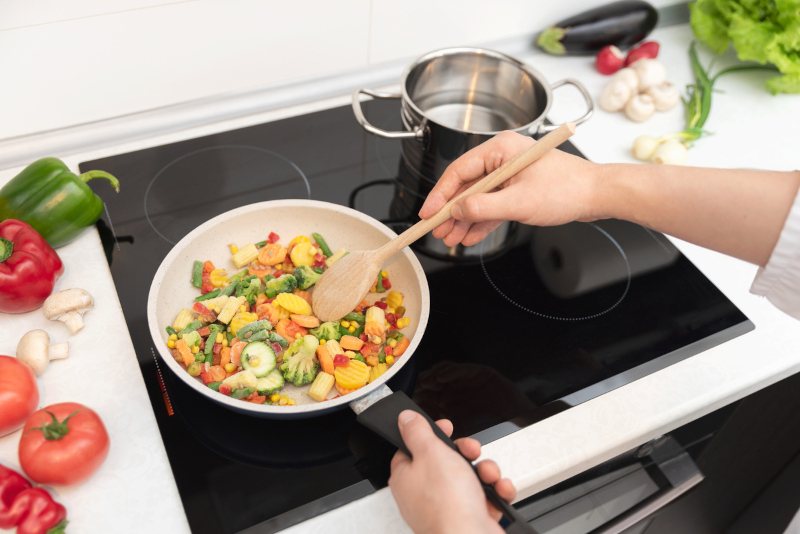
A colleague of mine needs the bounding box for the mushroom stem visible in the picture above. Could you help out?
[50,342,70,361]
[60,312,85,335]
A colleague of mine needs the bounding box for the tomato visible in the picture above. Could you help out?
[19,402,109,486]
[0,355,39,436]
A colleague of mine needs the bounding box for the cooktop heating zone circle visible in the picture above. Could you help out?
[480,223,631,321]
[144,145,311,245]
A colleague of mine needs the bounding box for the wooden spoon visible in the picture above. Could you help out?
[312,122,576,322]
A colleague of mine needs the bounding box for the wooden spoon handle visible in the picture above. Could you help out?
[378,122,576,259]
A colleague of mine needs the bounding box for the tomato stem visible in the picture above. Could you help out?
[29,410,80,441]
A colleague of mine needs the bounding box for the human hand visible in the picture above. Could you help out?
[388,411,517,534]
[418,131,602,247]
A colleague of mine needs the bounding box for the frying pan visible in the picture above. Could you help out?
[148,199,534,532]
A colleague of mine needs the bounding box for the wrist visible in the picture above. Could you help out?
[589,163,639,223]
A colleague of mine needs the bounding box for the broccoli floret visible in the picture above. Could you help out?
[236,277,261,306]
[293,265,322,290]
[309,321,342,341]
[280,334,320,386]
[265,273,297,295]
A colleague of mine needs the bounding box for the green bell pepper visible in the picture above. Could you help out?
[0,157,120,248]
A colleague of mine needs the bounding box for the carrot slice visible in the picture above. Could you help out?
[340,335,364,351]
[293,289,312,306]
[209,365,226,382]
[230,342,247,367]
[220,347,231,367]
[290,314,320,328]
[394,336,410,357]
[317,345,334,375]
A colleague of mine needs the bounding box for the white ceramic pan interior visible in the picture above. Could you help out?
[147,200,430,418]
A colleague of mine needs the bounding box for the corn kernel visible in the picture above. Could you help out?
[386,355,395,364]
[215,333,223,343]
[224,363,236,372]
[370,335,380,344]
[279,398,288,405]
[387,308,395,314]
[340,320,350,328]
[381,270,388,278]
[295,332,302,339]
[229,244,239,254]
[288,399,296,405]
[345,351,356,359]
[319,339,326,345]
[270,394,280,402]
[348,325,356,333]
[169,334,178,341]
[192,346,199,354]
[389,339,397,348]
[275,263,282,270]
[222,339,228,347]
[206,303,215,311]
[239,305,246,312]
[167,340,175,349]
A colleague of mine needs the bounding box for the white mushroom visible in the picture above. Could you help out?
[632,59,667,90]
[646,82,681,111]
[16,330,69,376]
[624,94,656,122]
[42,288,95,335]
[652,139,688,165]
[632,136,661,161]
[612,67,639,93]
[598,80,633,112]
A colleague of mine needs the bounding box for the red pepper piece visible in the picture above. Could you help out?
[0,220,64,314]
[198,339,206,351]
[268,232,280,244]
[382,278,391,289]
[213,343,222,355]
[359,333,368,343]
[385,313,396,324]
[333,354,349,367]
[200,371,215,385]
[192,302,217,323]
[384,346,393,357]
[200,260,215,294]
[0,464,32,529]
[219,384,232,396]
[196,326,211,337]
[374,301,388,310]
[6,488,67,534]
[359,344,371,357]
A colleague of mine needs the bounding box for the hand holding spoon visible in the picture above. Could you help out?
[312,123,576,322]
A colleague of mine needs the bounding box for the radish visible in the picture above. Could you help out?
[596,46,625,75]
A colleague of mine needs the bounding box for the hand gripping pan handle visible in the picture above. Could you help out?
[353,388,537,533]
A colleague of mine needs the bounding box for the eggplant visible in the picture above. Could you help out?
[536,0,658,56]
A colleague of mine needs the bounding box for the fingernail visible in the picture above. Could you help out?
[399,411,417,425]
[451,204,463,220]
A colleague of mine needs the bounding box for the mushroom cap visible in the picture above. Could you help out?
[16,329,50,375]
[43,288,95,319]
[598,79,633,112]
[624,94,656,122]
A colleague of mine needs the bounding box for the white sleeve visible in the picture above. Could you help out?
[750,188,800,320]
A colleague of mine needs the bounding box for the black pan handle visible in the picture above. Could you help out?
[356,391,537,533]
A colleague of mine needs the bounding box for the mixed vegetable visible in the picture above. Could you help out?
[165,232,413,406]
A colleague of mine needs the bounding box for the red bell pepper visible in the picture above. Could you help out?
[0,463,32,528]
[0,219,64,313]
[200,260,215,294]
[0,464,67,534]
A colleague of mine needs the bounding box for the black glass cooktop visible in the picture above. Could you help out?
[81,100,753,534]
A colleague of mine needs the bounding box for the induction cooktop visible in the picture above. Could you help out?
[81,99,753,533]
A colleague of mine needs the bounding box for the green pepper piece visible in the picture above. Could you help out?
[208,381,223,392]
[0,158,120,248]
[353,354,367,364]
[195,289,221,301]
[352,325,364,338]
[376,271,386,293]
[191,261,203,288]
[312,233,333,257]
[165,326,178,337]
[232,387,256,400]
[226,332,234,345]
[338,325,351,338]
[265,288,276,299]
[314,266,324,275]
[378,347,386,364]
[255,240,267,248]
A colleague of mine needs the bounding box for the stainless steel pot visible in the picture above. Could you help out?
[353,47,593,180]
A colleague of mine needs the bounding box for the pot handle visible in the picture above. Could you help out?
[537,78,594,134]
[352,88,425,140]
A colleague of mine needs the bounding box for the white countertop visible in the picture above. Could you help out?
[2,24,800,533]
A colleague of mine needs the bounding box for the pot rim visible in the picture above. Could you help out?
[400,47,554,136]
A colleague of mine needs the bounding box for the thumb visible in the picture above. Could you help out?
[452,188,517,223]
[398,410,436,458]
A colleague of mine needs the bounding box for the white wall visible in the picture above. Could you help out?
[0,0,680,140]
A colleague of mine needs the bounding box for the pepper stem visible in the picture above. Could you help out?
[0,237,12,263]
[29,410,80,441]
[47,519,69,534]
[78,170,120,193]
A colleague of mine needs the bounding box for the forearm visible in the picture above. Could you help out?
[595,164,800,267]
